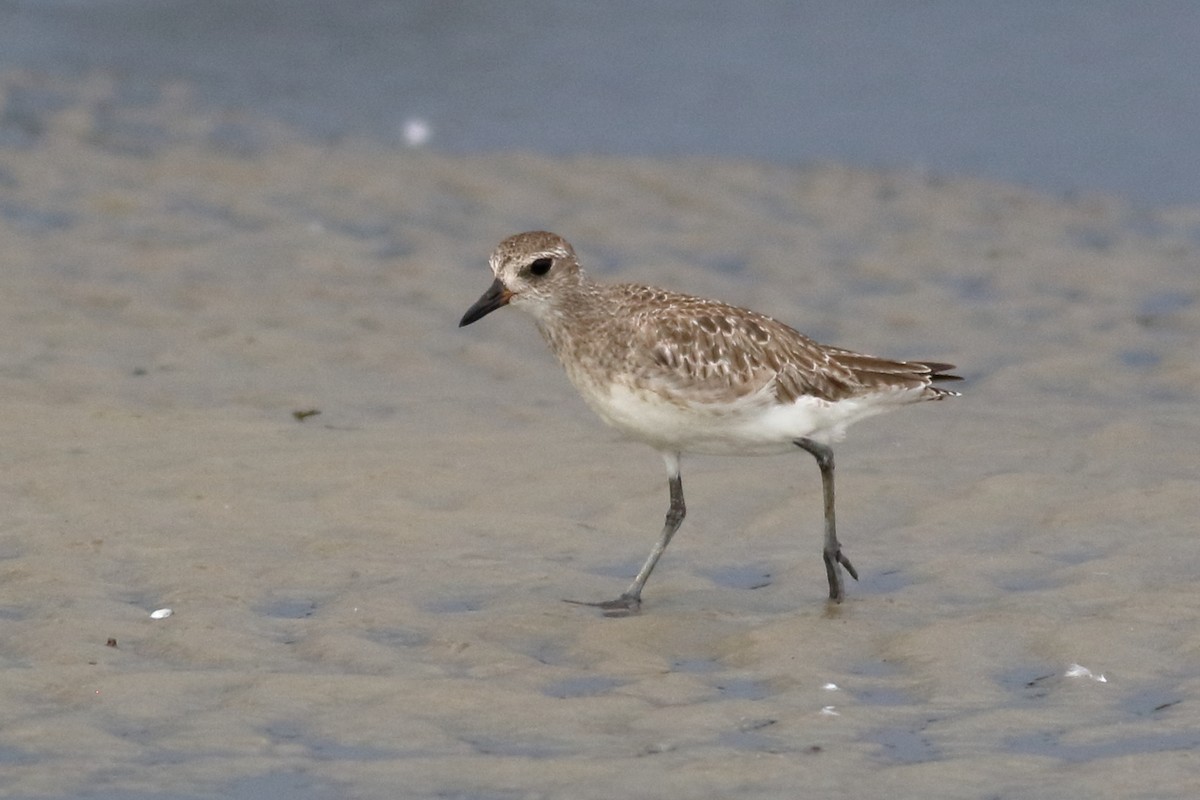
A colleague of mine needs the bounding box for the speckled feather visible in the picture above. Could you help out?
[472,231,959,453]
[460,230,960,607]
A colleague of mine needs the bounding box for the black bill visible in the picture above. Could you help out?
[459,277,513,327]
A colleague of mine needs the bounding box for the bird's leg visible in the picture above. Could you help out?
[566,453,685,617]
[795,438,858,602]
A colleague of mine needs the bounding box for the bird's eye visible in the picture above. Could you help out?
[529,257,553,276]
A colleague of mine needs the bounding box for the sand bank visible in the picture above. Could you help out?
[2,72,1198,799]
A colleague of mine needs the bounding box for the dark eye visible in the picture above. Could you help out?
[529,257,552,276]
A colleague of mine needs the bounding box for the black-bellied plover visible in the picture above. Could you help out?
[460,231,960,614]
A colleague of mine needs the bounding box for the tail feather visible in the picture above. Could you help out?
[919,362,962,398]
[916,362,962,383]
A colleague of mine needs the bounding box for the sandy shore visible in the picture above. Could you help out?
[2,72,1199,799]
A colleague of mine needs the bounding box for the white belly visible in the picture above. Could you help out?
[576,381,910,456]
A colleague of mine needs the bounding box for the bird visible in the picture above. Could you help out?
[459,231,960,615]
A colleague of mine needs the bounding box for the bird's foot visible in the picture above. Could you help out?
[824,549,858,603]
[563,593,642,618]
[838,550,859,581]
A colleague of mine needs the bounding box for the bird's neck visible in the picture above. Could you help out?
[530,274,611,365]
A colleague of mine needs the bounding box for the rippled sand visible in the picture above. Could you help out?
[2,73,1199,799]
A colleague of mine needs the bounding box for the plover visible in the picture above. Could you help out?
[460,231,960,614]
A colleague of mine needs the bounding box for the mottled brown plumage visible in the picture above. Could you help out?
[460,231,960,613]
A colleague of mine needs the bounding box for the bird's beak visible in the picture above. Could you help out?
[459,277,513,327]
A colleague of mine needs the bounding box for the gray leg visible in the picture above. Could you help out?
[795,438,858,602]
[566,452,685,616]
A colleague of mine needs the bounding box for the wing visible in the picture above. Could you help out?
[616,286,958,407]
[817,347,962,398]
[619,288,862,407]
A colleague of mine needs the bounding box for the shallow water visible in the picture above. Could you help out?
[4,1,1200,206]
[1,71,1199,799]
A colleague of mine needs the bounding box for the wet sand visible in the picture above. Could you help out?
[2,72,1199,799]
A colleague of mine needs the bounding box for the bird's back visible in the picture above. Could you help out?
[539,281,958,453]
